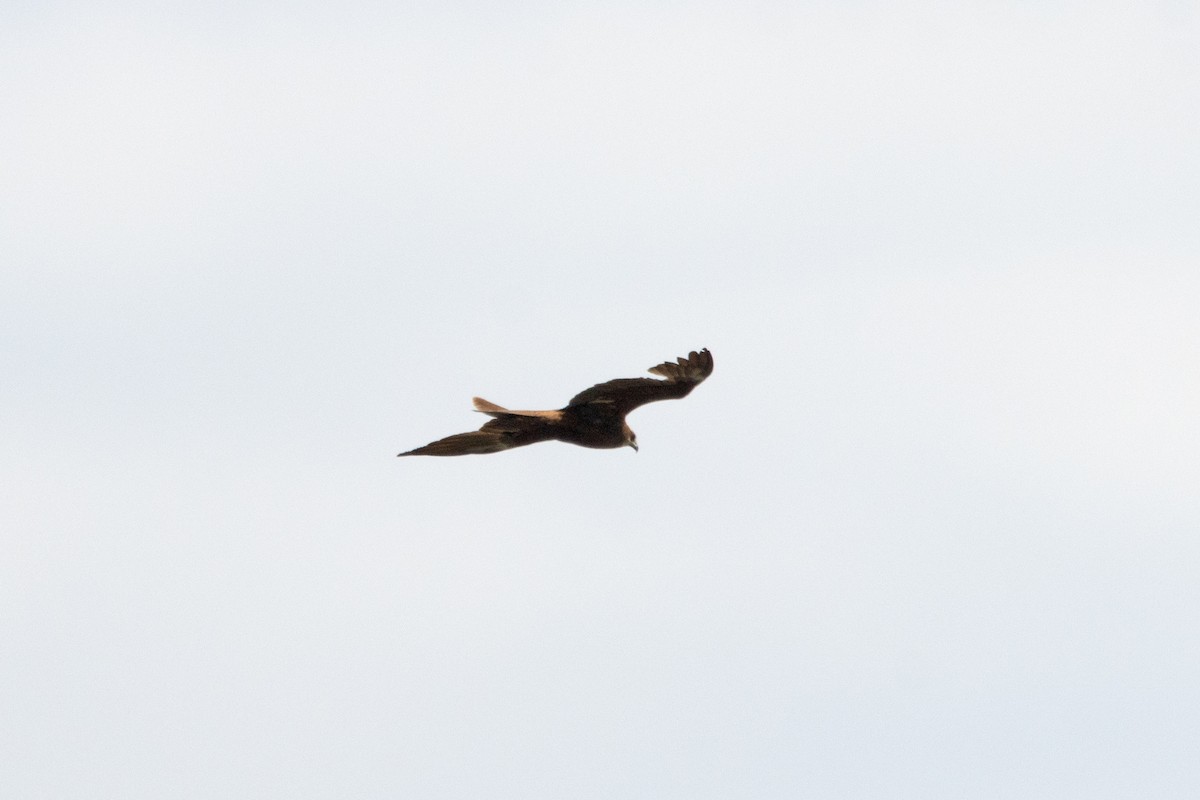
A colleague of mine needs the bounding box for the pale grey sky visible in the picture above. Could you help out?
[3,2,1199,798]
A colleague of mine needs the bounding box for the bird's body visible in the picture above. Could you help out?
[398,348,713,457]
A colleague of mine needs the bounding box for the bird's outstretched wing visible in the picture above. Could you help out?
[566,348,713,415]
[398,431,513,456]
[398,410,559,456]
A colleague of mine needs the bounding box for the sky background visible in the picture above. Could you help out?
[3,2,1199,797]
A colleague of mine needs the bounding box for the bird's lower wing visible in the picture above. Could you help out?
[398,431,515,456]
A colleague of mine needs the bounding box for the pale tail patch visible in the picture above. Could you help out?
[472,397,562,421]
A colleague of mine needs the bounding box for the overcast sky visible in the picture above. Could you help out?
[3,2,1199,798]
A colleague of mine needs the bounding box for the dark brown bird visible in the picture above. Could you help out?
[398,348,713,456]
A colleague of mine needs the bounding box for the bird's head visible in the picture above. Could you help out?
[623,423,638,452]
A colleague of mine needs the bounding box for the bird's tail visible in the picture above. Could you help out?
[473,397,564,421]
[472,397,509,417]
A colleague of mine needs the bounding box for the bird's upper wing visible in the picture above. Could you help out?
[565,348,713,415]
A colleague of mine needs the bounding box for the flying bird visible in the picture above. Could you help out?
[398,348,713,457]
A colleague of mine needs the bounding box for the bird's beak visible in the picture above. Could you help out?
[629,441,639,452]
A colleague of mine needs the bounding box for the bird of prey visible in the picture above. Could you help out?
[398,348,713,457]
